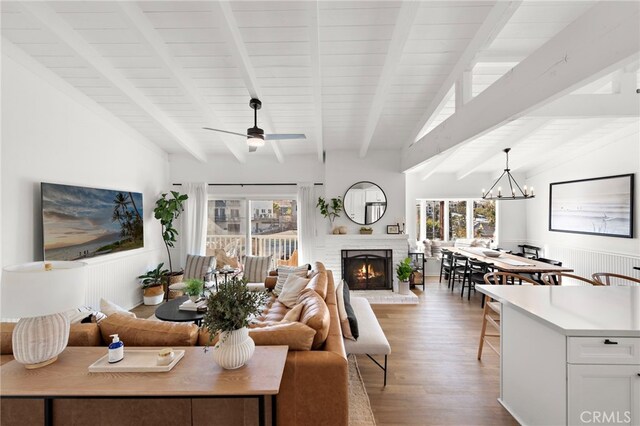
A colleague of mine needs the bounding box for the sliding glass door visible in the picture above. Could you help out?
[206,198,298,263]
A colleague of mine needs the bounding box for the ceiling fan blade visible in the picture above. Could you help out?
[248,145,258,153]
[202,127,248,138]
[264,133,306,140]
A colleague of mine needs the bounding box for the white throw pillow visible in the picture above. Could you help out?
[274,264,309,296]
[282,303,304,322]
[277,275,310,308]
[335,279,347,321]
[100,298,136,318]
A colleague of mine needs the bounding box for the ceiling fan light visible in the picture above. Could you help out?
[247,137,265,148]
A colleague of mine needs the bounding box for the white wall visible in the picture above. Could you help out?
[324,150,406,235]
[1,55,170,310]
[405,171,528,251]
[524,134,640,278]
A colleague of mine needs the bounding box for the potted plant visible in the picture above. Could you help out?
[153,191,189,287]
[184,278,204,302]
[202,277,267,369]
[317,196,343,233]
[137,263,169,305]
[396,257,413,295]
[360,226,373,235]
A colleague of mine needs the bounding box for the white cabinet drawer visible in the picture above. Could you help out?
[568,337,640,364]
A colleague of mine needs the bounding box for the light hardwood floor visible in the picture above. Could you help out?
[356,277,518,426]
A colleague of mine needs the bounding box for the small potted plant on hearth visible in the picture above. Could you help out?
[183,278,204,302]
[202,277,267,370]
[138,263,169,305]
[396,257,413,295]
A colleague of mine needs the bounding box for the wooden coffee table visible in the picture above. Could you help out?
[155,296,204,325]
[1,346,288,426]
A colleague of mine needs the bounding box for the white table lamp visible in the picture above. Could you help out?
[1,261,87,369]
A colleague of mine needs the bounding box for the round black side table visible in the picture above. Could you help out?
[155,296,204,325]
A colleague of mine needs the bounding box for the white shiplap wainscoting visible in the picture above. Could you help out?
[324,234,409,290]
[82,248,164,310]
[541,244,640,281]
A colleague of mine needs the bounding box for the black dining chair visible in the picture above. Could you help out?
[530,257,563,284]
[449,254,468,291]
[439,249,453,284]
[461,258,491,301]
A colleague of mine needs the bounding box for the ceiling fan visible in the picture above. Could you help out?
[203,98,306,152]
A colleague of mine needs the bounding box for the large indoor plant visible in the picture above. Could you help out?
[137,263,169,305]
[202,277,267,369]
[396,257,413,295]
[153,191,189,286]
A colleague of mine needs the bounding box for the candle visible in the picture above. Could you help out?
[531,187,535,196]
[524,185,528,196]
[482,188,486,197]
[498,187,502,197]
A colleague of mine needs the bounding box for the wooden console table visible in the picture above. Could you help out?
[1,345,288,426]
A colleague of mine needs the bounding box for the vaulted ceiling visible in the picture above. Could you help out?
[2,1,638,175]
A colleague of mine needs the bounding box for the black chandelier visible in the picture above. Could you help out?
[481,148,534,200]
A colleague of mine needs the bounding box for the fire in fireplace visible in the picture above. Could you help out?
[342,249,392,290]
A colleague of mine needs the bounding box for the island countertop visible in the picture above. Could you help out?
[476,285,640,337]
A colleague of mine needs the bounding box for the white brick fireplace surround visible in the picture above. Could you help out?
[323,234,410,290]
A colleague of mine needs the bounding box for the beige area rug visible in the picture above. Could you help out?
[351,289,419,304]
[349,354,377,426]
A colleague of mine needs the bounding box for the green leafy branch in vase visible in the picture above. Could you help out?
[316,196,343,224]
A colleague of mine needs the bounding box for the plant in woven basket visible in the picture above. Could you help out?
[396,257,413,282]
[138,263,169,290]
[202,277,267,348]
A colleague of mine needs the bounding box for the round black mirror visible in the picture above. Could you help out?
[343,181,387,225]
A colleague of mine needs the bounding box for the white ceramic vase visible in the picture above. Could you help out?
[212,327,255,369]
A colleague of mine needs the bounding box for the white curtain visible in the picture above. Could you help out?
[182,183,208,259]
[297,183,317,265]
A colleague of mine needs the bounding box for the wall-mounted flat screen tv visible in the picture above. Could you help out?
[42,182,143,260]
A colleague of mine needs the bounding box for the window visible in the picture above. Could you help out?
[448,201,467,240]
[207,198,298,263]
[424,201,443,240]
[417,199,497,243]
[473,200,496,239]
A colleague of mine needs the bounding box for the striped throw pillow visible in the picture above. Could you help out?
[184,255,216,281]
[243,255,273,283]
[274,264,310,296]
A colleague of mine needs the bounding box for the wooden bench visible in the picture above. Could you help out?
[344,297,391,386]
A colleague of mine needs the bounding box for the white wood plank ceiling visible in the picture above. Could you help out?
[1,1,638,172]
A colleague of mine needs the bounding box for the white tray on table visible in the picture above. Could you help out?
[88,349,185,373]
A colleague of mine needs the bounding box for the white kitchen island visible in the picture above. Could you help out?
[476,285,640,426]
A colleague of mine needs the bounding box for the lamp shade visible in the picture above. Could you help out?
[1,261,87,318]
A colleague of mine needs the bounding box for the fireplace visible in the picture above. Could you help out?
[341,249,393,290]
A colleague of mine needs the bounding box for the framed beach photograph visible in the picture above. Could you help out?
[41,182,144,260]
[386,224,400,234]
[549,174,634,238]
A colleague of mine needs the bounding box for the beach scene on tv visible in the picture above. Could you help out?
[42,183,143,260]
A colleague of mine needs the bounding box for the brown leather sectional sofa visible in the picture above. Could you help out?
[0,262,348,426]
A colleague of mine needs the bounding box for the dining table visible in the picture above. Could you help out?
[448,247,574,275]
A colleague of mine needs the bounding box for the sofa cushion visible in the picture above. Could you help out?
[305,270,328,300]
[274,264,310,296]
[1,322,102,355]
[296,288,331,349]
[277,274,310,308]
[249,322,315,351]
[99,313,198,347]
[256,297,289,322]
[199,321,315,351]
